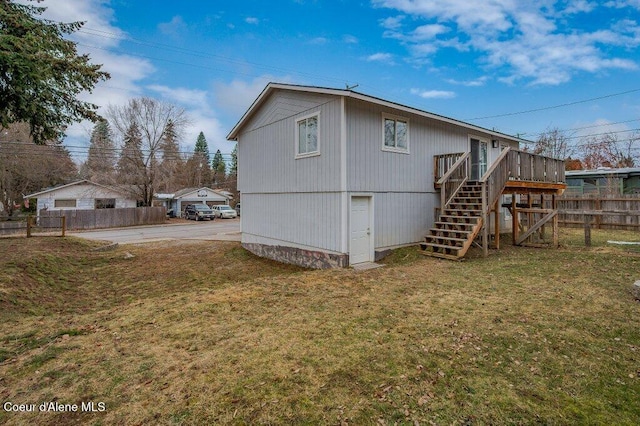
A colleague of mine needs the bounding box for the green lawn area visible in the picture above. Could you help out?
[0,228,639,425]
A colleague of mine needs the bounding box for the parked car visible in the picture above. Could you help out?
[184,204,215,221]
[211,205,237,219]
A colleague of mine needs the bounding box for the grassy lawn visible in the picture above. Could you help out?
[0,229,639,425]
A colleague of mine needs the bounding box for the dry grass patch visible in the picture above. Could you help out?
[0,229,639,425]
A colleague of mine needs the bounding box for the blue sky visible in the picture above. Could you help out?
[35,0,640,160]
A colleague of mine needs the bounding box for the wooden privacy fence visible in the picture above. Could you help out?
[557,195,640,230]
[39,207,166,230]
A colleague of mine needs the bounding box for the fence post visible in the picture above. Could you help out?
[27,215,32,238]
[584,215,591,247]
[61,216,66,237]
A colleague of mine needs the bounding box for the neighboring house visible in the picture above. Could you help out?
[227,83,565,268]
[26,180,137,214]
[565,167,640,195]
[154,187,231,216]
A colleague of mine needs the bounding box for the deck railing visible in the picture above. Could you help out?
[434,152,466,184]
[436,152,470,210]
[506,150,565,183]
[433,148,566,256]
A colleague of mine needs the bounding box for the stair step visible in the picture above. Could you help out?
[429,228,471,236]
[440,214,480,223]
[419,250,463,261]
[420,242,462,251]
[435,221,476,227]
[425,234,468,243]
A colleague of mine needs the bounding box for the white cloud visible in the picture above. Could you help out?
[446,76,489,87]
[411,24,450,40]
[366,52,394,63]
[213,75,295,120]
[374,0,639,85]
[380,15,405,30]
[309,37,328,45]
[158,16,187,36]
[410,88,456,99]
[343,34,359,44]
[245,17,259,25]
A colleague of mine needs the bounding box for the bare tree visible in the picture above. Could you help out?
[0,123,77,216]
[533,127,574,159]
[107,98,188,205]
[581,132,636,169]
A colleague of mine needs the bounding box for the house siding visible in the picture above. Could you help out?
[346,98,471,193]
[373,192,436,249]
[241,192,342,253]
[238,91,343,194]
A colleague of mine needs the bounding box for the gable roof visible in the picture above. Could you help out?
[172,187,230,200]
[25,179,133,198]
[227,83,530,144]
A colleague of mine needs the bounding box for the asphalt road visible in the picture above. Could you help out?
[69,218,241,244]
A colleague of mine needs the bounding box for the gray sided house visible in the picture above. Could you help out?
[27,180,137,214]
[227,83,528,268]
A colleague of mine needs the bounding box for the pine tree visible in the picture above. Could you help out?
[211,149,226,186]
[0,0,110,144]
[191,131,211,186]
[158,119,184,192]
[117,122,145,186]
[84,119,115,183]
[230,143,237,175]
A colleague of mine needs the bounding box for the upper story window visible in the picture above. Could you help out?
[382,114,409,153]
[296,113,320,158]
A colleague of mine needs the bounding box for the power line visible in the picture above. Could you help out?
[466,88,640,121]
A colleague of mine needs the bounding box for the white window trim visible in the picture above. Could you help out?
[381,113,410,154]
[295,112,321,159]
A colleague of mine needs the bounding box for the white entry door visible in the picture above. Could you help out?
[350,196,372,265]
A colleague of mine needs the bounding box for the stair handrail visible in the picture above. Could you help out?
[436,152,470,210]
[478,147,513,255]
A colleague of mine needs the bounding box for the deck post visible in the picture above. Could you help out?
[482,182,488,256]
[552,194,558,247]
[494,200,500,250]
[511,195,518,245]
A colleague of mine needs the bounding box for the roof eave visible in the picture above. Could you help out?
[226,83,530,145]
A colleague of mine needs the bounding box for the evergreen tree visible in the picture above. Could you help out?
[227,143,239,200]
[84,119,115,183]
[158,119,184,192]
[190,131,211,186]
[230,143,237,175]
[194,131,210,164]
[211,149,226,186]
[0,0,110,144]
[117,122,144,186]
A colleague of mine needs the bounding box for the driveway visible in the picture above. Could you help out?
[69,218,240,244]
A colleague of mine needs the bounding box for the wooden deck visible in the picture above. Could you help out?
[423,149,567,259]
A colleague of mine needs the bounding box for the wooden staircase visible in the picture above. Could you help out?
[424,147,566,260]
[420,182,484,260]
